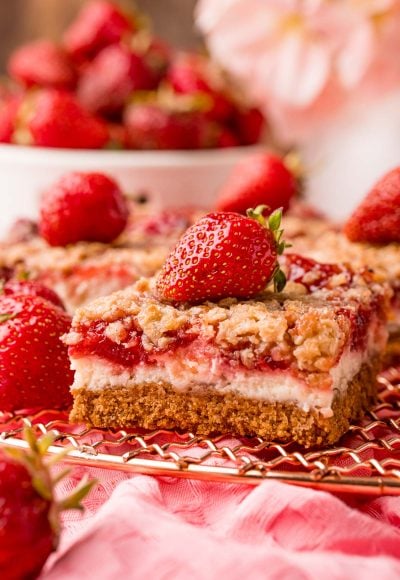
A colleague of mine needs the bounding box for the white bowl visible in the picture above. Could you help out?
[0,144,263,234]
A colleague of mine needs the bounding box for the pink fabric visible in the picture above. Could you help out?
[41,467,400,579]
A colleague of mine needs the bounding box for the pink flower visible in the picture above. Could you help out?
[196,0,400,143]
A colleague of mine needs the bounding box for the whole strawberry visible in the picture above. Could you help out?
[215,126,240,148]
[0,293,73,411]
[233,106,265,146]
[64,0,135,62]
[3,279,65,310]
[216,153,297,214]
[156,206,287,302]
[0,452,51,579]
[77,44,156,117]
[124,102,208,150]
[167,53,234,123]
[39,172,129,246]
[19,89,109,149]
[8,40,77,90]
[343,167,400,243]
[0,427,94,579]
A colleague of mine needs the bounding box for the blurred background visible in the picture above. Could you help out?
[0,0,200,71]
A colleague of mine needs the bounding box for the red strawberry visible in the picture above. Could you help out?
[0,293,73,411]
[167,54,234,122]
[39,172,129,246]
[343,167,400,243]
[167,54,211,94]
[124,102,207,150]
[216,153,297,214]
[0,427,94,578]
[19,89,109,149]
[77,44,156,117]
[64,0,135,62]
[233,106,265,146]
[216,127,240,148]
[0,452,52,578]
[3,279,65,310]
[8,40,77,90]
[156,207,287,302]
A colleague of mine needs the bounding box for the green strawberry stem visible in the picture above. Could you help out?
[5,424,96,539]
[246,205,290,293]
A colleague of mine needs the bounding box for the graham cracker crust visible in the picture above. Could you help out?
[70,361,379,448]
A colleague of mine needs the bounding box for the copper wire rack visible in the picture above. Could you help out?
[1,366,400,496]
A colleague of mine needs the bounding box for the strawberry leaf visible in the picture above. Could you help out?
[246,205,268,226]
[268,209,282,231]
[32,474,53,501]
[58,476,97,511]
[273,268,287,293]
[247,206,288,292]
[23,424,40,454]
[53,468,72,485]
[5,426,96,539]
[37,432,57,455]
[277,240,292,255]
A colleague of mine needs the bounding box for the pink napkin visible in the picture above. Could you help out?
[42,468,400,579]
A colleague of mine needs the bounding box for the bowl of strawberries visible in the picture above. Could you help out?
[0,0,267,232]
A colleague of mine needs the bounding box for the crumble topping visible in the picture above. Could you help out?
[104,320,131,344]
[289,228,400,284]
[290,311,346,372]
[283,214,337,240]
[0,237,168,277]
[137,301,188,350]
[67,273,385,373]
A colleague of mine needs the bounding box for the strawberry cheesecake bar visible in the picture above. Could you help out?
[65,257,389,447]
[0,200,202,312]
[0,236,169,312]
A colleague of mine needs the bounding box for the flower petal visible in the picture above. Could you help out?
[336,21,375,88]
[265,33,331,106]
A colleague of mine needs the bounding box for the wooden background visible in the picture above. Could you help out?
[0,0,201,71]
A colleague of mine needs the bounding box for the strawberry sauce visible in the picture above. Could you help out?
[69,321,148,366]
[284,254,352,292]
[69,321,199,367]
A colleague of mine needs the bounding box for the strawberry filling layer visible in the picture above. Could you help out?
[69,301,375,374]
[69,320,199,367]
